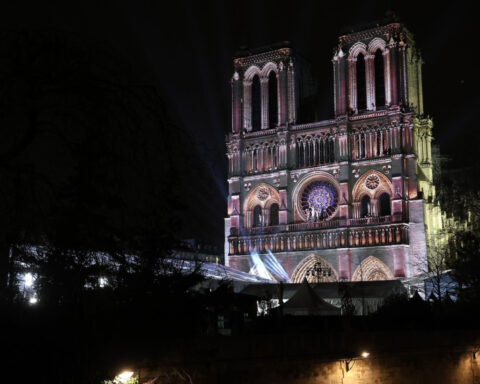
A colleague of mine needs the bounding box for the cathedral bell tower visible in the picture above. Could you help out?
[226,43,315,263]
[332,22,424,117]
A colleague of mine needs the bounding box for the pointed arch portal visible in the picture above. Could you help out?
[291,254,339,283]
[351,256,394,281]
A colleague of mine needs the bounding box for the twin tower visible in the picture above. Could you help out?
[225,21,442,283]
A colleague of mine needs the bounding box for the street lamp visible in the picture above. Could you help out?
[305,260,332,283]
[116,371,134,384]
[344,351,370,372]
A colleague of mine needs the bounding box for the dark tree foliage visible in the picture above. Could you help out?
[434,152,480,232]
[433,153,480,306]
[0,30,216,384]
[449,231,480,304]
[0,29,207,297]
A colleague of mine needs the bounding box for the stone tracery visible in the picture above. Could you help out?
[300,181,338,221]
[242,62,280,131]
[295,133,335,167]
[292,171,341,222]
[291,255,339,283]
[365,174,380,190]
[352,170,392,219]
[242,139,286,174]
[347,38,391,113]
[244,183,280,228]
[351,256,394,281]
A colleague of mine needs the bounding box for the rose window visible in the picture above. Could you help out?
[365,174,380,190]
[300,181,338,220]
[256,187,270,201]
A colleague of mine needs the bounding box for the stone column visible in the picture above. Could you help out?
[371,198,378,216]
[302,141,306,167]
[287,62,295,123]
[348,58,357,112]
[379,131,384,156]
[388,39,398,106]
[264,208,270,227]
[332,136,337,163]
[278,62,288,125]
[243,80,252,131]
[279,189,288,225]
[289,136,296,168]
[352,202,361,218]
[417,55,424,115]
[231,73,242,133]
[365,54,375,110]
[383,49,392,106]
[398,44,408,106]
[333,54,347,117]
[333,56,339,116]
[368,131,373,158]
[427,134,432,163]
[227,153,232,175]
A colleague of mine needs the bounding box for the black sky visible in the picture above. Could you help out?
[1,0,477,247]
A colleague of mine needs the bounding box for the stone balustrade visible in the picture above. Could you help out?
[228,222,408,255]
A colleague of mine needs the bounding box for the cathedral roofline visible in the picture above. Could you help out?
[339,12,401,35]
[233,42,313,73]
[338,21,414,47]
[233,41,292,59]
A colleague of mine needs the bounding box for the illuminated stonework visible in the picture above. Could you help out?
[300,181,338,220]
[291,255,338,283]
[225,21,441,282]
[365,174,380,190]
[351,256,394,281]
[256,187,270,201]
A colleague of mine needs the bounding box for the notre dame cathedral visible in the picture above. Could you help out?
[224,20,444,283]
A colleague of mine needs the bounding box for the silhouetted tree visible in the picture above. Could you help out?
[450,230,480,304]
[0,29,208,384]
[0,29,194,302]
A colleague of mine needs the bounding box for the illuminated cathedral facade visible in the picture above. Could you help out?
[225,21,443,283]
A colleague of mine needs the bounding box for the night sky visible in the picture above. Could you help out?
[1,0,476,248]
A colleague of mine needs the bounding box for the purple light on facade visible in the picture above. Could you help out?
[301,181,338,218]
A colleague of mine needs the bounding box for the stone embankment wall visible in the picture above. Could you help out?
[138,330,480,384]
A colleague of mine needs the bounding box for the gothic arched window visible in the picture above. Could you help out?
[361,195,371,217]
[251,75,261,131]
[269,203,279,226]
[374,49,385,108]
[379,193,391,216]
[268,71,278,128]
[308,140,315,166]
[356,53,367,111]
[253,205,262,227]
